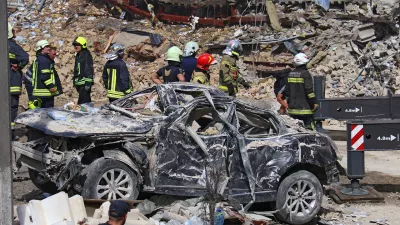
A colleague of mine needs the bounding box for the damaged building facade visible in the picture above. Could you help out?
[14,84,339,225]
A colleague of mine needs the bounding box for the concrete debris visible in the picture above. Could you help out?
[9,0,400,109]
[357,23,377,43]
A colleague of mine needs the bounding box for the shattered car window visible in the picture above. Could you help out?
[175,90,206,105]
[186,106,227,136]
[236,109,278,137]
[112,87,162,116]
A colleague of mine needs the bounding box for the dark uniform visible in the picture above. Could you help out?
[191,68,210,85]
[156,62,184,83]
[181,55,197,82]
[25,57,63,109]
[9,39,29,124]
[31,53,60,108]
[283,66,317,129]
[102,58,132,103]
[73,49,94,104]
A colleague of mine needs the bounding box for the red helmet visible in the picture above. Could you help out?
[197,53,214,70]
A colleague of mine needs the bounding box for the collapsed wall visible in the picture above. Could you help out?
[8,0,400,109]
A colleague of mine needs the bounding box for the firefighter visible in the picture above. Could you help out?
[73,36,94,104]
[8,22,29,126]
[218,40,251,97]
[49,47,63,97]
[279,53,318,129]
[31,40,60,108]
[151,46,185,84]
[182,41,199,82]
[102,44,132,103]
[191,53,214,85]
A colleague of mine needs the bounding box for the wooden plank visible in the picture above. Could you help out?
[266,0,282,32]
[329,186,384,204]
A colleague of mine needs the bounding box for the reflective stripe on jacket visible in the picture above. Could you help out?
[9,39,29,94]
[102,58,132,99]
[73,49,94,86]
[191,70,210,85]
[31,54,60,97]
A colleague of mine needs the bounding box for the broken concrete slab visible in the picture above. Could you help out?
[69,195,87,224]
[17,204,33,225]
[357,23,376,43]
[113,31,149,48]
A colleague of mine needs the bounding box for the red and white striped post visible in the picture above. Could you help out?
[342,122,368,196]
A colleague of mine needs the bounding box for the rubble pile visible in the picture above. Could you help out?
[14,192,271,225]
[8,0,400,109]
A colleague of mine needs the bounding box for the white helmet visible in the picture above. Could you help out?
[293,53,309,66]
[183,41,199,57]
[36,40,49,51]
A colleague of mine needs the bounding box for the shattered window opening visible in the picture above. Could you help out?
[175,90,206,105]
[186,105,228,136]
[236,109,279,138]
[112,87,163,116]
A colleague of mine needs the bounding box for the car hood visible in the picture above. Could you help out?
[15,108,154,138]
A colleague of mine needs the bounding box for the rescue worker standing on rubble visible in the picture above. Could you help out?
[191,53,214,85]
[181,41,199,82]
[218,40,251,97]
[73,36,94,104]
[8,22,29,127]
[99,200,131,225]
[25,46,62,109]
[152,46,185,84]
[278,53,318,129]
[31,40,60,108]
[102,44,133,103]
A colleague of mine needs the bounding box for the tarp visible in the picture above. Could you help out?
[315,0,330,11]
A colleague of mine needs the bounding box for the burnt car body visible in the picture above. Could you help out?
[14,84,339,225]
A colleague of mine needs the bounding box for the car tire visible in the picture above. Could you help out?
[275,170,323,225]
[81,158,139,200]
[28,169,58,194]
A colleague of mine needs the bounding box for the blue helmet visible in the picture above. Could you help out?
[222,40,243,57]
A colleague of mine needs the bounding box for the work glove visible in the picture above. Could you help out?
[312,104,319,112]
[85,85,91,91]
[49,87,56,93]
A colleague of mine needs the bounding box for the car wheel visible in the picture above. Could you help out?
[275,170,323,225]
[81,158,139,200]
[28,169,58,194]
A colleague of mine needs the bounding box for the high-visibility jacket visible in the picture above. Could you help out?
[191,69,210,85]
[102,58,132,99]
[9,39,29,95]
[73,49,94,87]
[30,53,60,98]
[283,66,317,115]
[218,55,239,94]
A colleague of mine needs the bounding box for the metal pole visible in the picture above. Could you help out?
[0,0,13,224]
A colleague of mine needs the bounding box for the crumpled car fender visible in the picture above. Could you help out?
[102,150,143,184]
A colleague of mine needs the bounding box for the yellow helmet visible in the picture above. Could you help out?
[8,22,14,39]
[73,36,87,49]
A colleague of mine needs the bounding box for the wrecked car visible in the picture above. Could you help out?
[14,83,339,225]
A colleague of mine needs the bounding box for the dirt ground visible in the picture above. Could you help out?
[13,140,400,224]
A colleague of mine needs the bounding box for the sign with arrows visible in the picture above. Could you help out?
[345,107,361,113]
[377,135,397,141]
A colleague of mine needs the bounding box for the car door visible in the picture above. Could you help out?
[229,103,291,198]
[154,100,234,195]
